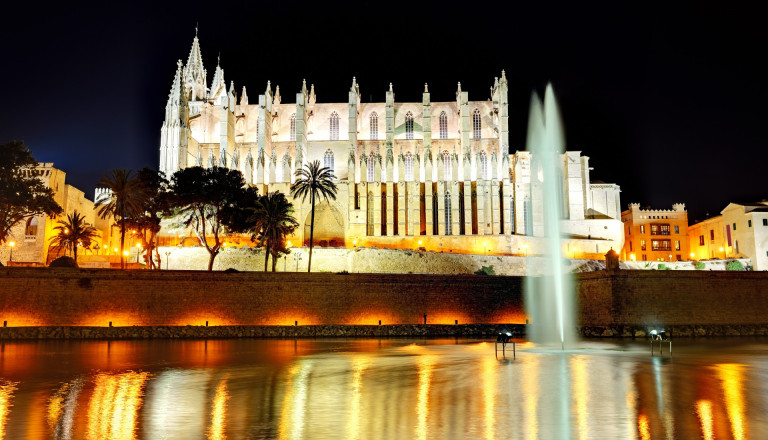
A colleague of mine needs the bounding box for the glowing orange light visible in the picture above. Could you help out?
[416,355,436,440]
[630,254,636,261]
[208,376,230,440]
[638,414,650,440]
[7,241,14,248]
[696,400,714,440]
[716,363,747,440]
[86,371,150,440]
[123,250,129,257]
[0,380,19,438]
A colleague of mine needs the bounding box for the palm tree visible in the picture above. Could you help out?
[49,211,98,263]
[96,169,144,269]
[249,192,299,271]
[290,160,337,272]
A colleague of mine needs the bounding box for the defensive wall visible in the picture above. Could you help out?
[1,267,768,339]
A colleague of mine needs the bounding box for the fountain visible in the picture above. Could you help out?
[524,84,577,349]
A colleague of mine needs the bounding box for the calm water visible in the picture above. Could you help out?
[1,338,767,439]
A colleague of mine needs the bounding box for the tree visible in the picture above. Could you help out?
[169,166,255,271]
[249,191,299,271]
[290,160,337,272]
[123,167,169,269]
[49,211,98,263]
[96,169,144,269]
[0,140,62,245]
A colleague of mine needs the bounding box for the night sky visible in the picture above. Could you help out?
[2,2,765,222]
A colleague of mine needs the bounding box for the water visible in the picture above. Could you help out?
[1,338,767,439]
[525,84,576,347]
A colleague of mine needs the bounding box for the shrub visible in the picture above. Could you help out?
[475,265,495,275]
[49,256,78,268]
[658,264,666,270]
[726,260,744,271]
[694,261,706,270]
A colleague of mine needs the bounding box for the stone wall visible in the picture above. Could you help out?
[0,268,525,328]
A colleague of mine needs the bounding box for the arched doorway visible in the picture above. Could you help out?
[304,201,345,247]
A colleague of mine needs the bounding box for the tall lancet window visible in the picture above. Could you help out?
[330,111,340,140]
[439,111,448,139]
[479,151,489,180]
[370,112,379,140]
[405,111,414,140]
[404,152,414,182]
[324,149,335,175]
[368,151,376,182]
[444,192,452,235]
[442,150,451,180]
[472,108,482,139]
[290,113,296,141]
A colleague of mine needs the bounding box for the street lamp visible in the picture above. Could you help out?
[293,251,303,272]
[630,253,636,261]
[165,251,171,270]
[8,241,15,262]
[483,241,487,255]
[571,247,576,259]
[719,247,725,259]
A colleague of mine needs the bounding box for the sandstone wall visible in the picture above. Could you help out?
[0,268,525,328]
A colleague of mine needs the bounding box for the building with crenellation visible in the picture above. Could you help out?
[156,33,624,257]
[621,203,689,262]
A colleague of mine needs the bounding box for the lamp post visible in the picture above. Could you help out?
[719,247,725,259]
[8,241,15,262]
[293,251,302,272]
[165,251,171,270]
[483,241,488,255]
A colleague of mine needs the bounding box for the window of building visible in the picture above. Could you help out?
[676,254,681,261]
[330,111,340,140]
[439,111,448,139]
[629,241,633,251]
[479,151,489,180]
[732,222,736,231]
[651,223,670,235]
[25,217,38,236]
[405,111,414,140]
[652,240,671,251]
[699,235,704,246]
[748,219,752,227]
[442,151,451,180]
[404,152,414,182]
[710,230,715,240]
[642,254,647,261]
[290,113,296,141]
[675,240,680,251]
[472,108,481,139]
[445,192,452,235]
[324,149,334,174]
[370,112,378,140]
[674,225,679,234]
[763,218,767,226]
[640,239,646,251]
[367,152,376,182]
[640,225,645,234]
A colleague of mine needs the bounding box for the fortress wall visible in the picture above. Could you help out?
[0,268,525,328]
[3,268,768,338]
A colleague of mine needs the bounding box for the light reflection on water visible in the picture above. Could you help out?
[0,339,767,439]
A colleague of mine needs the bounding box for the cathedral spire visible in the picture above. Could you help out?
[273,85,281,105]
[183,31,207,101]
[167,60,186,109]
[240,86,248,105]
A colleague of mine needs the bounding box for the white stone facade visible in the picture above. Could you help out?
[157,35,624,256]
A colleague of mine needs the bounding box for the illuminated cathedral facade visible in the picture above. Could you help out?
[158,35,624,257]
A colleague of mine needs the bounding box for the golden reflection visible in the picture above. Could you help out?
[346,356,370,440]
[696,400,714,440]
[481,356,496,440]
[86,371,150,440]
[47,378,83,439]
[637,414,650,440]
[0,380,19,439]
[570,355,589,440]
[47,383,68,430]
[278,361,312,440]
[522,356,539,439]
[415,355,436,440]
[208,376,230,440]
[715,363,747,440]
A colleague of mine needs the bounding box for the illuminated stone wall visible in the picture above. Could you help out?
[0,268,525,328]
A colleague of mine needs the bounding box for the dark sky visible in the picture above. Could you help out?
[2,1,765,222]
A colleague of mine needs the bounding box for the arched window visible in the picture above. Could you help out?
[367,151,376,182]
[324,149,334,174]
[330,111,340,140]
[370,112,378,140]
[444,192,452,235]
[439,111,448,139]
[479,151,489,180]
[25,217,38,236]
[405,111,414,140]
[290,113,296,141]
[404,152,414,182]
[442,150,451,180]
[472,108,482,139]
